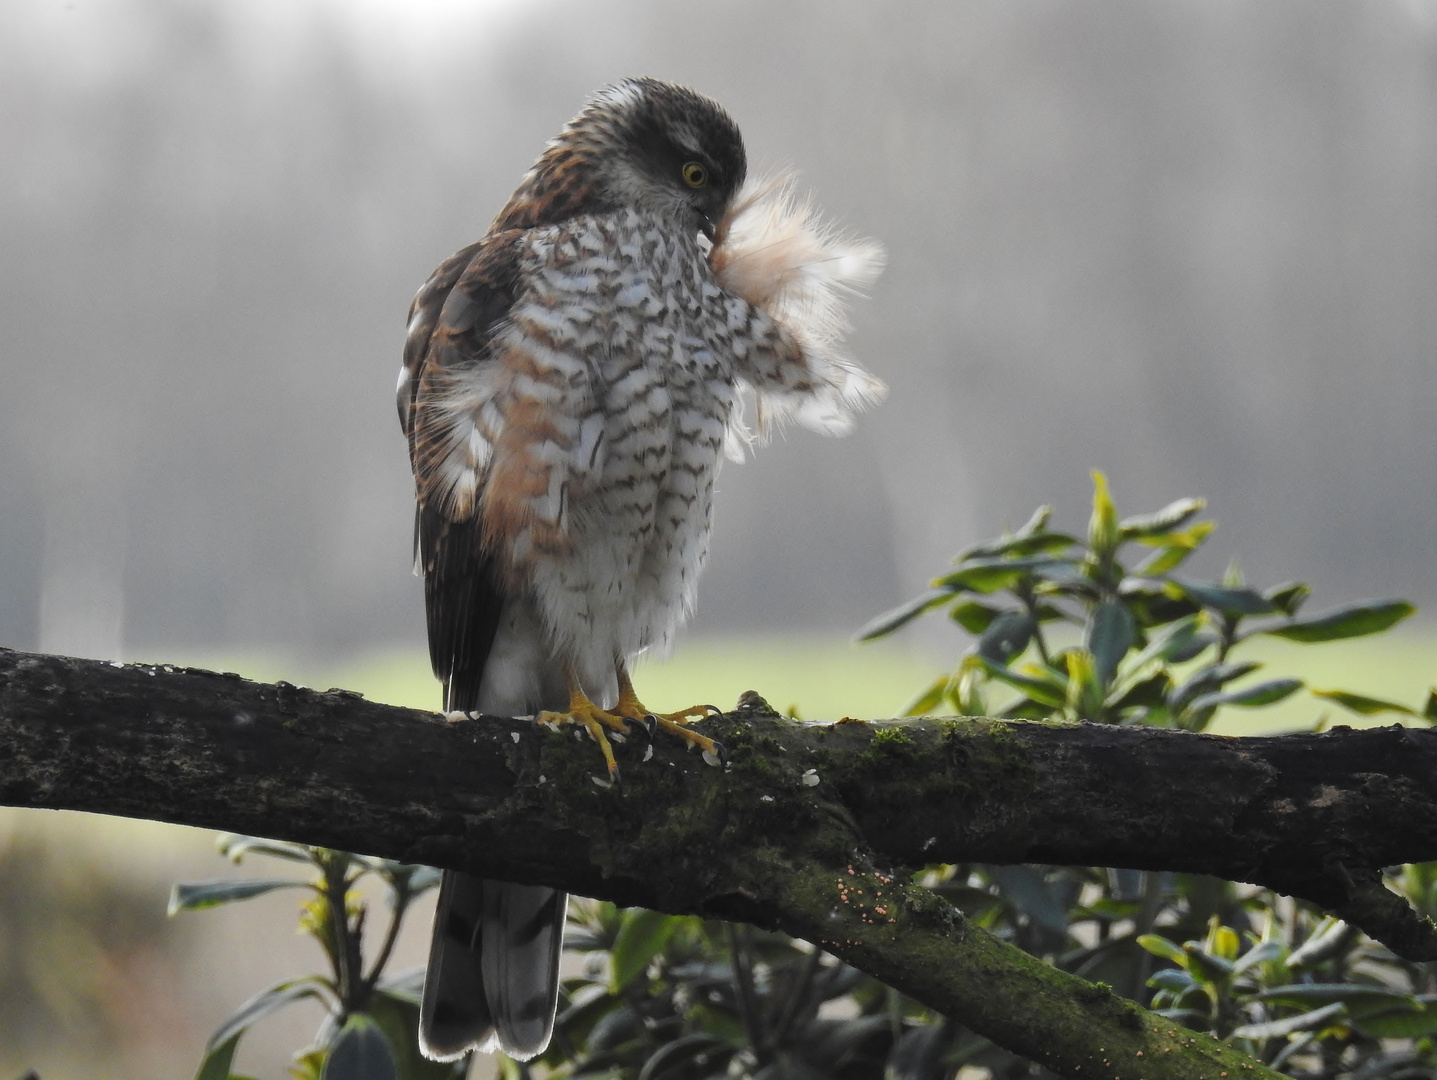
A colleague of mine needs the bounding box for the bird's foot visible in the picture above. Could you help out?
[535,691,633,782]
[535,685,728,782]
[613,687,727,768]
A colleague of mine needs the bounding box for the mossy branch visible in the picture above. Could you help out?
[5,648,1437,1079]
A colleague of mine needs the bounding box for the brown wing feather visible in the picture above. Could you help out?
[404,232,525,708]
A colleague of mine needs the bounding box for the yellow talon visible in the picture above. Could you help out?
[615,669,724,762]
[535,681,631,780]
[533,666,727,778]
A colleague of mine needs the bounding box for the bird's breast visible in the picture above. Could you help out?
[508,211,739,683]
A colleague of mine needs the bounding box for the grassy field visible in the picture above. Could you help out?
[154,636,939,721]
[151,626,1437,736]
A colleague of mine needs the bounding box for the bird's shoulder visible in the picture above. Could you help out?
[398,228,527,441]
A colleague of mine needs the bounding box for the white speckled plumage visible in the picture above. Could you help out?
[399,77,881,1064]
[422,206,829,698]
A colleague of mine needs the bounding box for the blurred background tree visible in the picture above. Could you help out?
[3,0,1437,658]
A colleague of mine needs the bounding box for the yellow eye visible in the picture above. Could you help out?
[681,161,708,188]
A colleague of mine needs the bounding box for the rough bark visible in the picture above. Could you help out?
[4,646,1436,1079]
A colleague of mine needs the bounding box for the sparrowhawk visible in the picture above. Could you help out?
[397,76,883,1062]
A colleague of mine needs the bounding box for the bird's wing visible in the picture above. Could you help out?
[400,231,525,707]
[403,232,569,1064]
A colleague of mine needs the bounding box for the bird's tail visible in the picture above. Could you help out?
[420,872,567,1061]
[417,591,568,1063]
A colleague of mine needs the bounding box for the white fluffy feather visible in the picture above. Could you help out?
[710,173,886,453]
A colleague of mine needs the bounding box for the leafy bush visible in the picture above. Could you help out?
[179,474,1437,1080]
[171,837,458,1080]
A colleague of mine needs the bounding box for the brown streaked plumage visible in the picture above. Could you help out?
[399,77,882,1064]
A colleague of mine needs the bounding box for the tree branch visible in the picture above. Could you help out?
[5,647,1437,1079]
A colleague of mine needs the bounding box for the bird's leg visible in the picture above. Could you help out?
[611,664,727,766]
[534,674,634,782]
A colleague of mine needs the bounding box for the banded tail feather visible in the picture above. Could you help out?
[416,587,568,1062]
[419,874,566,1061]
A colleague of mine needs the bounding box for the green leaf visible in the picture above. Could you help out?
[169,878,311,914]
[205,976,336,1054]
[1166,633,1214,664]
[994,697,1057,720]
[194,1031,242,1080]
[1122,614,1201,671]
[951,663,988,716]
[404,866,442,896]
[1012,504,1051,538]
[1206,921,1239,961]
[217,835,315,864]
[1120,497,1206,539]
[1231,1001,1347,1041]
[1107,671,1172,713]
[1168,661,1262,714]
[937,555,1075,594]
[292,1047,326,1080]
[322,1015,399,1080]
[1167,577,1275,616]
[375,967,425,1004]
[962,531,1079,561]
[1132,542,1198,577]
[950,599,1002,635]
[1146,967,1198,993]
[1264,581,1312,617]
[637,1034,738,1080]
[854,589,952,641]
[1033,602,1070,624]
[1285,917,1352,969]
[1259,599,1416,643]
[1088,471,1119,557]
[1232,939,1285,975]
[366,991,461,1080]
[1188,678,1303,713]
[610,908,683,991]
[989,866,1069,933]
[1116,580,1202,628]
[1154,1007,1210,1028]
[1181,943,1234,985]
[1258,983,1418,1008]
[1134,521,1215,554]
[902,674,951,717]
[976,657,1067,709]
[1220,557,1246,588]
[977,611,1035,664]
[1085,600,1135,688]
[374,862,441,898]
[1064,649,1104,720]
[1356,1004,1437,1039]
[1310,688,1417,718]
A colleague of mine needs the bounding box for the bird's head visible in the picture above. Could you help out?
[494,77,747,240]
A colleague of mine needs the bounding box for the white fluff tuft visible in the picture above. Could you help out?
[710,173,886,452]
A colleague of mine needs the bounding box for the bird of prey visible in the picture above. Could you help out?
[397,76,883,1063]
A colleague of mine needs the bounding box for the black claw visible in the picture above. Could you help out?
[641,713,660,737]
[703,704,723,717]
[629,716,656,742]
[711,739,729,767]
